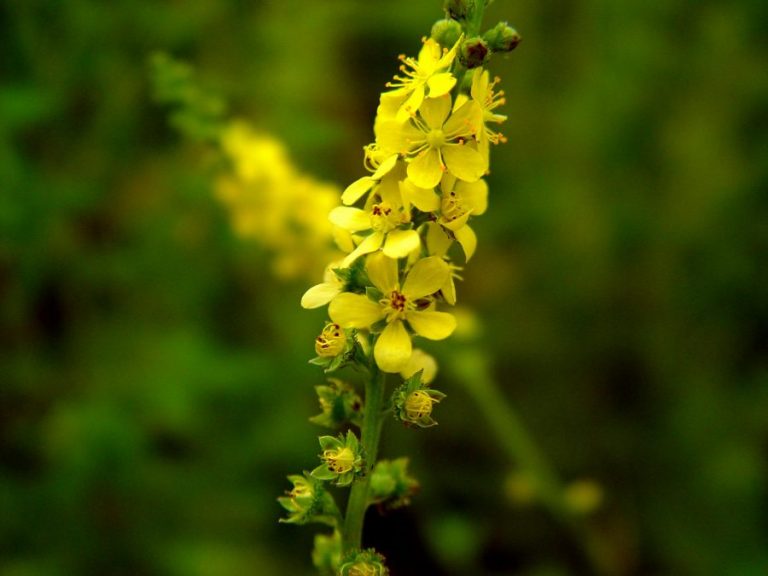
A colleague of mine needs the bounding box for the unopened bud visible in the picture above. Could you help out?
[459,36,490,69]
[431,19,462,49]
[444,0,473,21]
[484,22,522,52]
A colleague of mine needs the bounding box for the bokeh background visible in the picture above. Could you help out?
[2,0,767,574]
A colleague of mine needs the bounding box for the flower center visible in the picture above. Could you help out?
[290,480,313,499]
[323,446,355,474]
[405,390,434,420]
[369,202,400,233]
[441,190,468,223]
[426,129,445,148]
[349,563,379,576]
[381,289,412,322]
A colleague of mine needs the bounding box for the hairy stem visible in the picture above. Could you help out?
[342,367,387,553]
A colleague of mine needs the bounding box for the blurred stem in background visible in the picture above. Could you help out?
[449,345,615,575]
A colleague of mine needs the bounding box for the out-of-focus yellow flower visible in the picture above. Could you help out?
[215,122,342,280]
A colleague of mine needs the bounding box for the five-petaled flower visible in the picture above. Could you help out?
[329,253,456,372]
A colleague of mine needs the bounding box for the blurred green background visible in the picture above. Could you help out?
[2,0,767,574]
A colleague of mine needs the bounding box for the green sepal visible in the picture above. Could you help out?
[332,257,370,294]
[311,463,337,481]
[369,458,420,510]
[319,435,342,451]
[278,472,341,526]
[365,286,383,302]
[309,379,363,429]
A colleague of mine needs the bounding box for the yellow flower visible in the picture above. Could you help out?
[329,200,420,266]
[421,173,488,269]
[342,154,399,206]
[385,37,460,123]
[378,95,486,189]
[329,253,456,373]
[471,68,507,161]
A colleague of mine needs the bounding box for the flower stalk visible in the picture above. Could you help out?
[280,1,522,572]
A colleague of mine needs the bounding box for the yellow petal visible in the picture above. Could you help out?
[400,179,439,212]
[458,179,488,215]
[342,177,375,205]
[455,225,477,261]
[377,171,402,206]
[301,282,342,309]
[441,209,472,232]
[400,348,438,384]
[383,229,421,258]
[453,92,469,112]
[425,221,452,257]
[418,38,442,69]
[426,72,456,99]
[366,251,398,293]
[374,320,412,373]
[441,275,457,305]
[333,227,355,253]
[470,68,488,101]
[329,293,384,328]
[407,310,456,340]
[377,120,425,155]
[371,154,399,180]
[442,144,487,183]
[342,232,384,267]
[329,207,371,232]
[444,100,482,137]
[396,85,425,123]
[419,95,452,130]
[407,148,443,189]
[402,256,450,299]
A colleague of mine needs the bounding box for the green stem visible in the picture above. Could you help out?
[342,367,387,553]
[451,0,489,100]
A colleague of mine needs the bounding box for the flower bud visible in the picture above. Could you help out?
[315,322,347,357]
[484,21,522,52]
[443,0,474,21]
[431,19,462,49]
[459,36,490,69]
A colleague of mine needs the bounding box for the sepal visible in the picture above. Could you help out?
[369,458,420,510]
[278,472,341,526]
[309,378,364,429]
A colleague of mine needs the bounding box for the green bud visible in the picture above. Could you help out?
[369,458,420,510]
[312,531,342,576]
[309,378,363,429]
[459,36,490,69]
[444,0,473,21]
[431,19,462,49]
[483,22,522,52]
